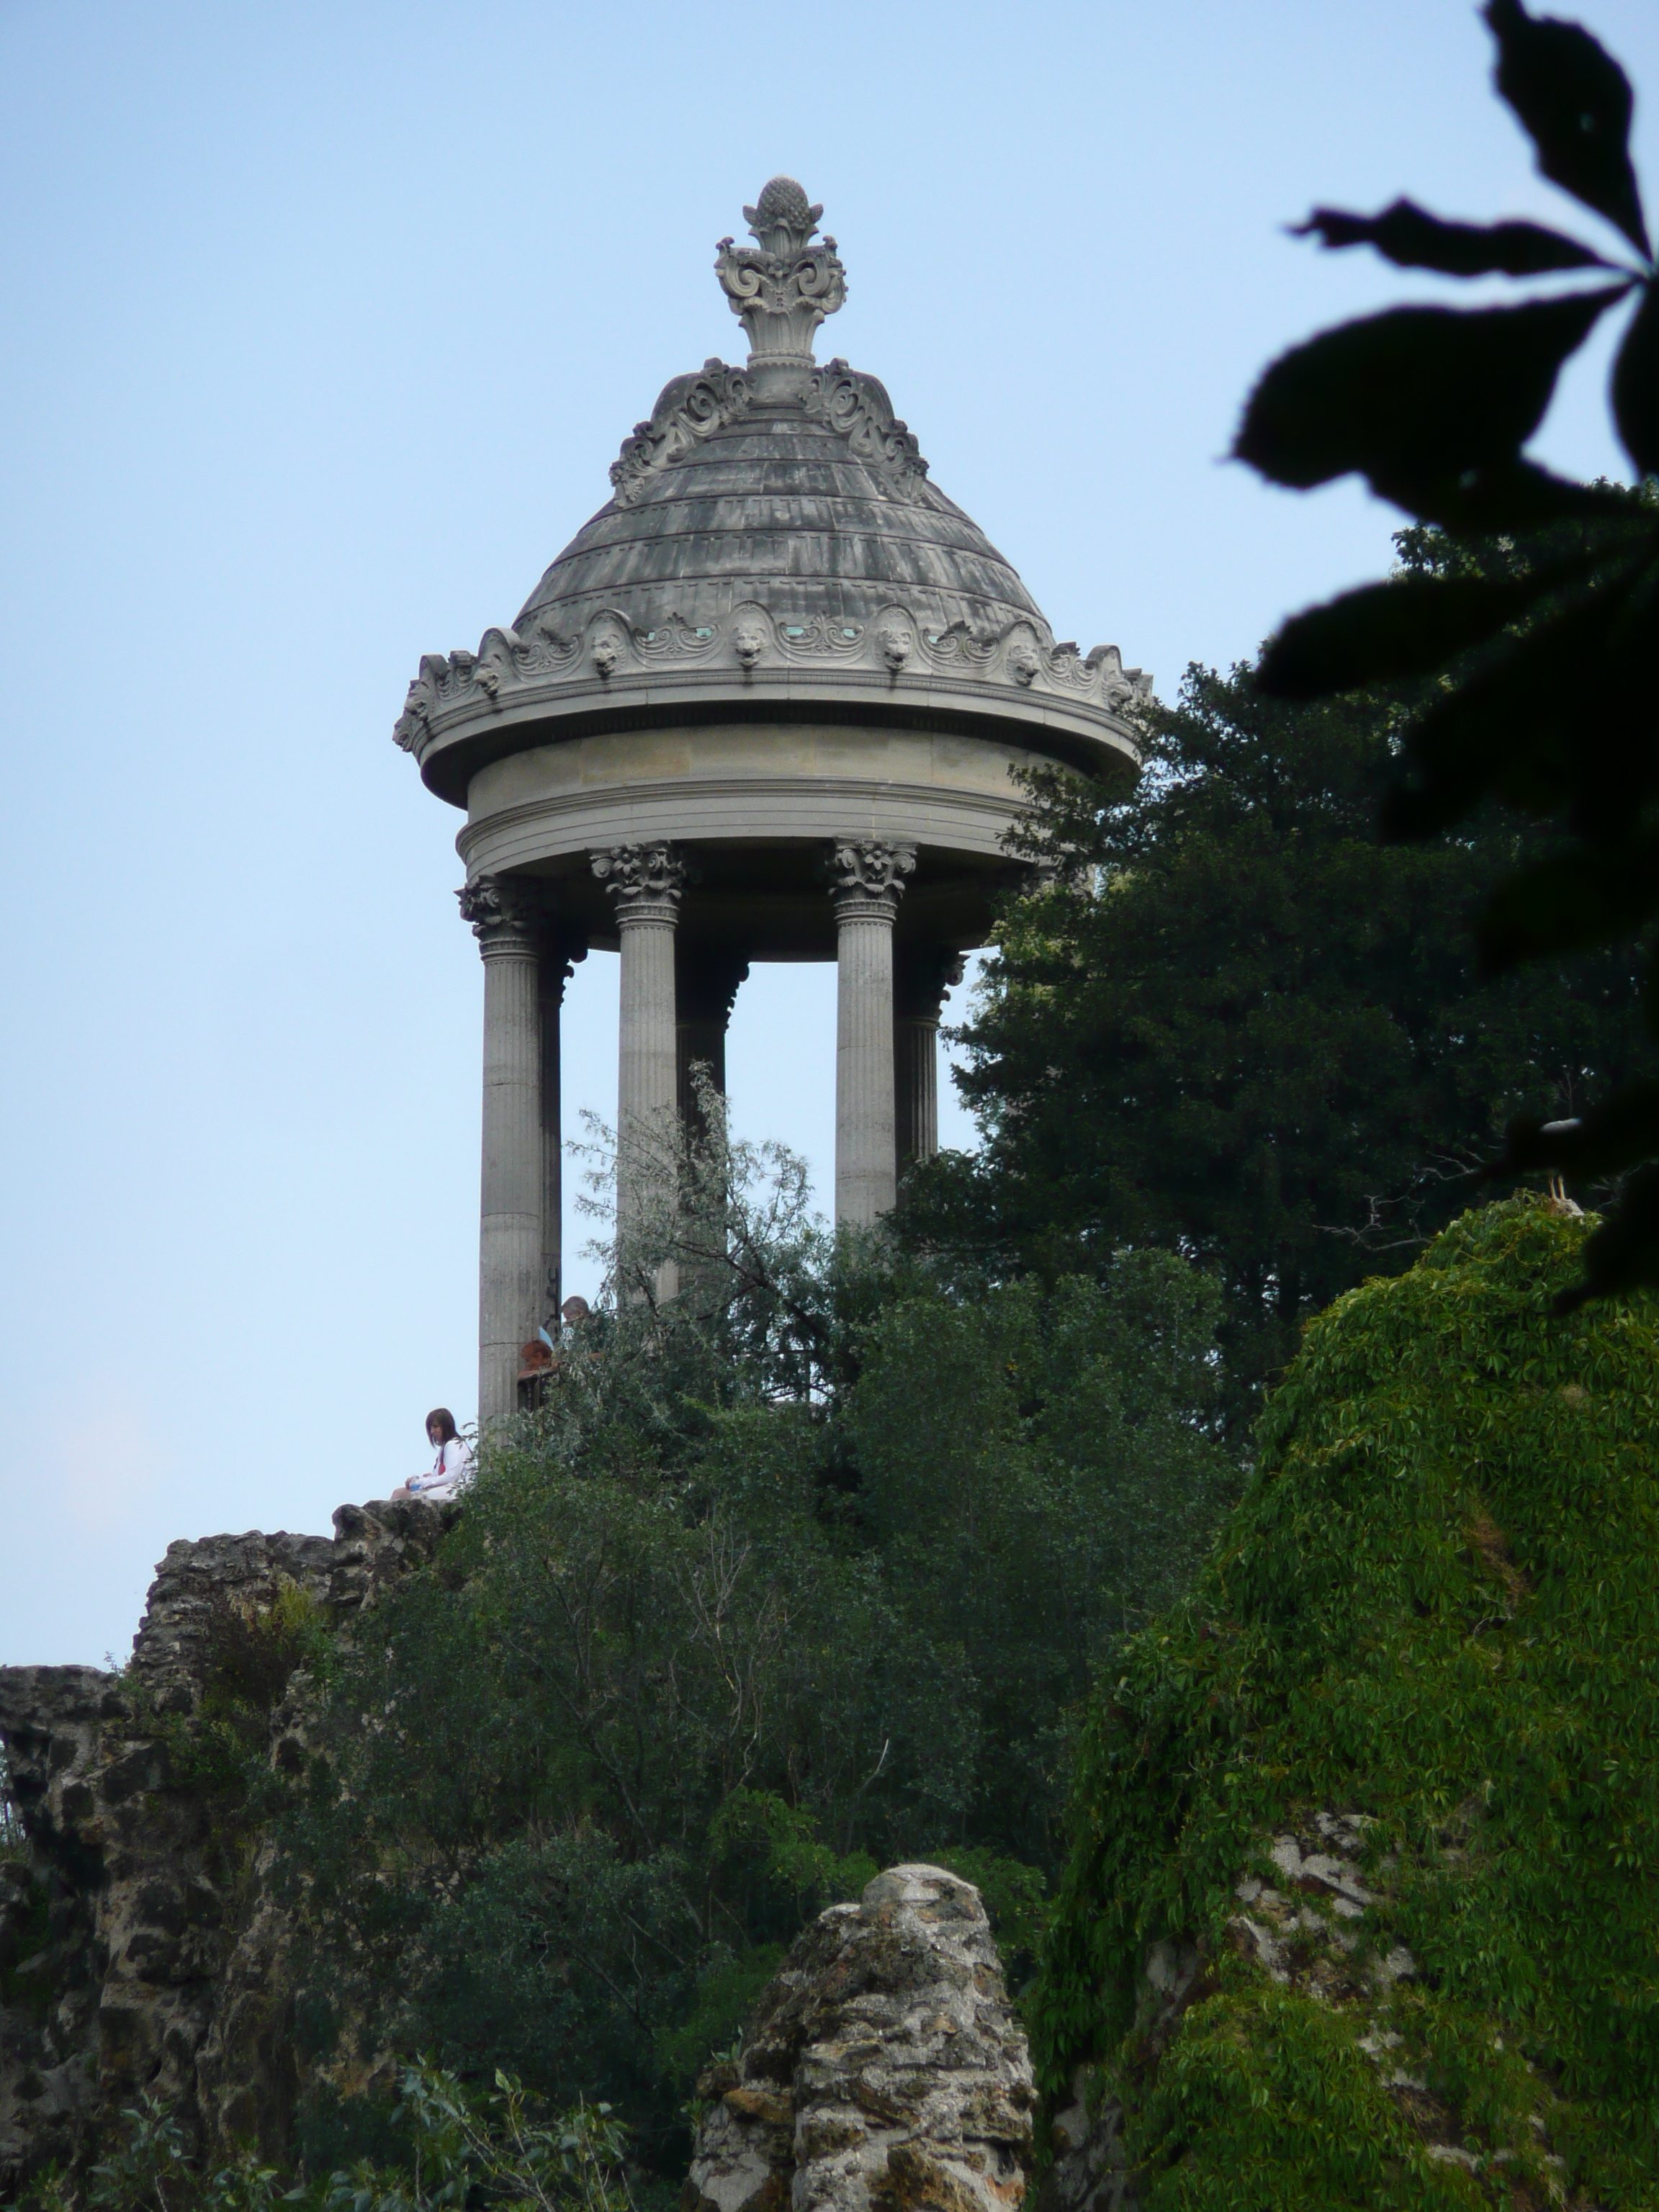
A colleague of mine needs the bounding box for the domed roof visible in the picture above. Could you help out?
[515,367,1044,643]
[395,181,1147,805]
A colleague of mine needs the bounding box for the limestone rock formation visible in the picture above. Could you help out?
[684,1863,1035,2212]
[0,1498,451,2195]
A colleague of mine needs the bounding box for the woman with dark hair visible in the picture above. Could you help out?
[392,1408,474,1503]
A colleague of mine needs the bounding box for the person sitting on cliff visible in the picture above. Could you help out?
[392,1408,474,1504]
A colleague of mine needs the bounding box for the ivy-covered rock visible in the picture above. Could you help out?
[1033,1199,1659,2210]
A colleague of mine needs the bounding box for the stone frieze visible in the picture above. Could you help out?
[394,598,1152,758]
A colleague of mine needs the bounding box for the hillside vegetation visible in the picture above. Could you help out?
[1035,1200,1659,2209]
[268,1211,1232,2178]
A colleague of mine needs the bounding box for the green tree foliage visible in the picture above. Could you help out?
[901,647,1648,1405]
[1034,1199,1659,2208]
[273,1132,1233,2177]
[22,2066,631,2212]
[1237,0,1659,1301]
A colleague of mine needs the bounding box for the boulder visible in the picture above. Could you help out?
[685,1863,1035,2212]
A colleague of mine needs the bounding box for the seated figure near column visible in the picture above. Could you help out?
[393,1408,475,1503]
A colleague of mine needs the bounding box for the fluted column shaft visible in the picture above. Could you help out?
[830,840,915,1226]
[895,1015,938,1169]
[896,948,966,1169]
[677,947,749,1138]
[593,843,685,1271]
[539,940,585,1324]
[462,879,544,1430]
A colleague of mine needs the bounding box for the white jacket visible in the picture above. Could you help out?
[408,1436,474,1500]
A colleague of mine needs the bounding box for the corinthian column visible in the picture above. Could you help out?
[540,935,586,1326]
[592,842,685,1275]
[896,947,967,1170]
[460,875,544,1429]
[676,945,749,1141]
[828,840,915,1226]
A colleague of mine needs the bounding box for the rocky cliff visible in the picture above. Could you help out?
[0,1500,451,2195]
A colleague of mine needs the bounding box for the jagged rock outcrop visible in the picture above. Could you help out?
[684,1863,1035,2212]
[0,1498,452,2195]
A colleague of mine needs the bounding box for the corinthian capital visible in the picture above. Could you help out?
[458,873,544,955]
[591,842,685,925]
[827,838,917,918]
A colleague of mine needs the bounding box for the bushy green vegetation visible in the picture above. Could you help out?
[902,572,1651,1410]
[1240,0,1659,1301]
[270,1132,1233,2178]
[22,2064,631,2212]
[1034,1200,1659,2208]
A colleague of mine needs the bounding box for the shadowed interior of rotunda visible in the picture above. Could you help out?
[392,174,1148,1423]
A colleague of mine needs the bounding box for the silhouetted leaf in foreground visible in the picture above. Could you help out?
[1258,562,1593,696]
[1485,0,1650,257]
[1242,1,1659,1302]
[1382,565,1657,838]
[1478,833,1659,968]
[1294,198,1614,276]
[1500,1079,1659,1182]
[1611,281,1659,473]
[1567,1166,1659,1303]
[1234,289,1629,517]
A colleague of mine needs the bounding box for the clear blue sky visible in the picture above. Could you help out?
[4,0,1654,1665]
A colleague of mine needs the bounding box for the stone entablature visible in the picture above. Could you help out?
[455,720,1074,894]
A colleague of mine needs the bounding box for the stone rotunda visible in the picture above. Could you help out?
[394,177,1148,1424]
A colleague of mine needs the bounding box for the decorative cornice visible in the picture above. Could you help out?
[716,177,845,368]
[827,838,916,918]
[610,361,751,509]
[591,841,685,925]
[392,598,1153,761]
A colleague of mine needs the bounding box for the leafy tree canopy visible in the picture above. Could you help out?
[900,585,1649,1406]
[1238,0,1659,1300]
[269,1130,1233,2180]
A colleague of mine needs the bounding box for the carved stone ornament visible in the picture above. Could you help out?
[591,841,686,922]
[609,360,751,510]
[804,359,928,490]
[716,176,847,365]
[457,873,544,952]
[828,839,917,914]
[896,943,968,1021]
[393,601,1152,761]
[678,950,750,1026]
[606,351,925,513]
